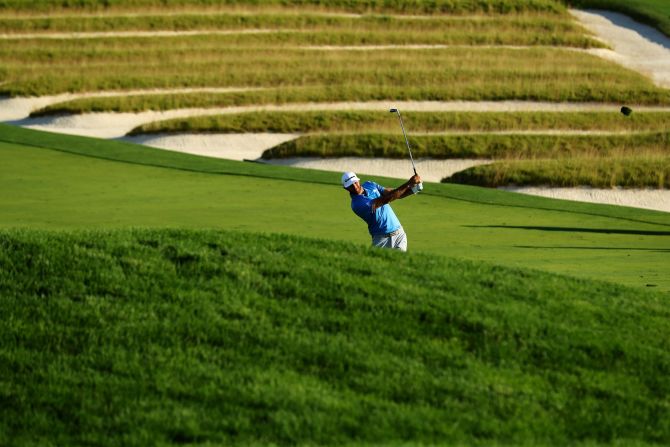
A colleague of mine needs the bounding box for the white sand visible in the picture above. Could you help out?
[2,9,669,213]
[501,186,670,213]
[0,87,263,122]
[571,9,670,88]
[8,100,670,138]
[120,132,299,161]
[260,157,492,183]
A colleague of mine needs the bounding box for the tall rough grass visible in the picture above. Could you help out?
[0,0,568,15]
[445,156,670,188]
[3,41,658,99]
[130,111,670,135]
[261,132,670,160]
[0,14,590,36]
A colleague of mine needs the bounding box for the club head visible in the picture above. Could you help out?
[389,108,398,113]
[621,106,632,116]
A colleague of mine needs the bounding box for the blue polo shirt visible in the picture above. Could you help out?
[351,181,401,236]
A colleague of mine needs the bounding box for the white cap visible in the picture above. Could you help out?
[341,172,360,188]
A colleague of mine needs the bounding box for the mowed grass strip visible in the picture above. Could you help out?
[261,132,670,160]
[10,47,649,98]
[445,156,670,188]
[0,13,599,50]
[130,110,670,135]
[16,49,670,105]
[1,229,669,445]
[0,0,568,15]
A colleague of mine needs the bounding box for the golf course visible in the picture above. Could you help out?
[1,0,669,445]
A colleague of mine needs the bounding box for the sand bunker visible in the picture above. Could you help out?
[121,132,299,161]
[261,157,492,183]
[502,186,670,213]
[8,99,670,139]
[2,8,670,213]
[0,87,263,122]
[571,9,670,88]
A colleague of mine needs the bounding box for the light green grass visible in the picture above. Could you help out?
[1,228,669,446]
[129,110,670,135]
[570,0,670,37]
[1,124,669,292]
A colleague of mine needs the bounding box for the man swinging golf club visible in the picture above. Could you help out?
[342,171,421,251]
[342,107,423,251]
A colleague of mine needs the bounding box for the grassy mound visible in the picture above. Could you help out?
[129,110,670,135]
[261,132,670,161]
[1,228,669,446]
[444,156,670,188]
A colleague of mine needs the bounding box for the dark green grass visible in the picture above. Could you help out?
[569,0,670,37]
[0,0,567,14]
[2,124,669,293]
[445,156,670,188]
[129,110,670,135]
[261,132,670,160]
[1,228,669,446]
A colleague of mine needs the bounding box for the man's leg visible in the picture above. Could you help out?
[372,234,393,249]
[392,229,407,252]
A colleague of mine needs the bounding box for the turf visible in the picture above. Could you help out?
[261,132,670,160]
[6,46,665,102]
[446,156,670,188]
[1,124,669,292]
[129,110,670,135]
[1,228,669,446]
[0,0,567,15]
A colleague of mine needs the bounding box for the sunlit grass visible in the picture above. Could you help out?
[130,110,670,134]
[14,47,668,104]
[445,155,670,188]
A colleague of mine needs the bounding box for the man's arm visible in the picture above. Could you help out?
[371,175,421,212]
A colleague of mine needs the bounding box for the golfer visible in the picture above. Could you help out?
[342,171,421,251]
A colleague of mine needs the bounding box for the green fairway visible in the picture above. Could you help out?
[2,1,670,445]
[1,228,669,446]
[1,125,668,292]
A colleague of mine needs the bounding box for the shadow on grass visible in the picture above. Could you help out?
[515,245,670,253]
[466,225,670,236]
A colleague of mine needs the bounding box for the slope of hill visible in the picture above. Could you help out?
[2,124,669,292]
[1,228,669,446]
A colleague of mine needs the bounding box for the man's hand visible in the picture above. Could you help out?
[372,175,422,211]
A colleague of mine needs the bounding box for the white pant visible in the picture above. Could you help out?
[371,227,407,251]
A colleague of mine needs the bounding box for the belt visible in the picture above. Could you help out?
[377,228,402,238]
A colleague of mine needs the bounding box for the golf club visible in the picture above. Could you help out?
[390,108,423,193]
[621,106,633,116]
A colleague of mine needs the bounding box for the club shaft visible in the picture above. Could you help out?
[395,110,417,175]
